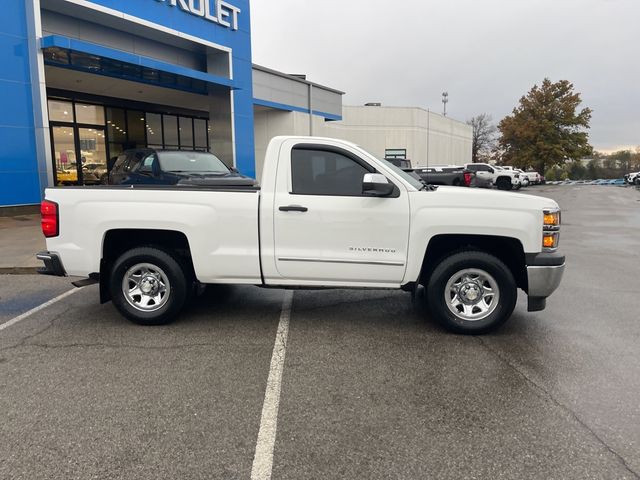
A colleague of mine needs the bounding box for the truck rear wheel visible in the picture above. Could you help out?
[110,247,189,325]
[426,251,517,334]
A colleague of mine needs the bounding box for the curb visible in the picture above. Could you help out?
[0,267,40,275]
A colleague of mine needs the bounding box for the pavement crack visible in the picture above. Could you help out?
[0,305,72,353]
[477,336,640,479]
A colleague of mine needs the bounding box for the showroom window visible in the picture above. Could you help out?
[48,96,211,185]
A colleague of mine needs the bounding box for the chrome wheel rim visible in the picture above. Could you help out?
[122,263,171,312]
[444,268,499,321]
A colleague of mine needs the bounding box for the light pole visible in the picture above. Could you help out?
[442,92,449,117]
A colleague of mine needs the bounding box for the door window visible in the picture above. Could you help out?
[52,126,78,185]
[78,127,108,185]
[291,148,371,196]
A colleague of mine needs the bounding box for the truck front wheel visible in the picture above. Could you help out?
[110,247,189,325]
[496,178,512,190]
[426,251,517,334]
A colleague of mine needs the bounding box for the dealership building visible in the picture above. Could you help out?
[1,0,470,209]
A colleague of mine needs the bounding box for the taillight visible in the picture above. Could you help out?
[41,200,59,238]
[463,172,472,187]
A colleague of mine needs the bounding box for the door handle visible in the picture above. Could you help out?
[279,205,308,212]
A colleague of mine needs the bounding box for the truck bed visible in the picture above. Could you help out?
[43,186,262,284]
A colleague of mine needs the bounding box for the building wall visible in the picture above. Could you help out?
[253,105,472,181]
[321,106,472,168]
[0,1,41,206]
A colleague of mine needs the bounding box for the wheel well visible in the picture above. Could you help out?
[99,229,195,303]
[420,234,527,290]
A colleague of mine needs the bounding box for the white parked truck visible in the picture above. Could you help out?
[464,163,521,190]
[37,136,565,334]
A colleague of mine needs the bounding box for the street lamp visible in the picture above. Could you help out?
[442,92,449,117]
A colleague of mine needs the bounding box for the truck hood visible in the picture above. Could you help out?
[420,186,559,212]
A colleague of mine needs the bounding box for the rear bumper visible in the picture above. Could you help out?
[525,253,565,312]
[36,251,67,277]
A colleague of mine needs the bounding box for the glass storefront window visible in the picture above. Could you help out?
[163,115,179,146]
[52,126,77,185]
[79,127,108,185]
[179,117,194,149]
[48,100,74,123]
[127,111,146,148]
[106,108,127,144]
[194,119,207,149]
[146,113,163,146]
[75,103,105,125]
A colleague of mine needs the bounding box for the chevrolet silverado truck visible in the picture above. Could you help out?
[37,136,565,334]
[465,163,522,190]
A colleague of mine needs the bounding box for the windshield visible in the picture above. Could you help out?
[379,158,424,190]
[158,151,230,173]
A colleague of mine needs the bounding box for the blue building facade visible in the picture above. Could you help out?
[1,0,255,207]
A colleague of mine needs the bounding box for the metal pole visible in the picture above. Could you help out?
[309,84,314,136]
[427,109,430,168]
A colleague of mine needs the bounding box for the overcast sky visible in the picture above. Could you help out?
[251,0,639,152]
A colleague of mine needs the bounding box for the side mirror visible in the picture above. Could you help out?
[363,173,394,197]
[489,167,495,174]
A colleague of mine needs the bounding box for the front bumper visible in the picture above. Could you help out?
[525,252,565,312]
[36,251,66,277]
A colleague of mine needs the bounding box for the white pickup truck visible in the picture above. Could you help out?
[37,136,565,334]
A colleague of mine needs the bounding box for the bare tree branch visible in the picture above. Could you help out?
[467,114,497,163]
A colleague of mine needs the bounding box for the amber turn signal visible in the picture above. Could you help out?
[543,233,558,249]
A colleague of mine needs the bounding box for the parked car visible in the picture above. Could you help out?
[524,171,542,185]
[624,171,640,185]
[108,149,256,187]
[82,163,109,185]
[37,136,565,335]
[463,163,494,188]
[515,169,530,187]
[411,165,475,187]
[464,163,521,190]
[56,166,78,185]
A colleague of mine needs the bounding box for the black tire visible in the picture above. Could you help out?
[110,247,189,325]
[496,177,512,191]
[426,251,517,334]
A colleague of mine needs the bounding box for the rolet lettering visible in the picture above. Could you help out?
[156,0,241,31]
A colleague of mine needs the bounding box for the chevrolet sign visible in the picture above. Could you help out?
[156,0,241,31]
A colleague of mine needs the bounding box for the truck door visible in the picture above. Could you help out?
[271,142,411,285]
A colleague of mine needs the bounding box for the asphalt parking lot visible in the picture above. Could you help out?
[1,185,639,480]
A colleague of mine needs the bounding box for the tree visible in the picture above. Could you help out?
[609,150,632,171]
[498,79,593,173]
[467,114,497,163]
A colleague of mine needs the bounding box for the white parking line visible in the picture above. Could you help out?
[0,288,81,332]
[251,290,294,480]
